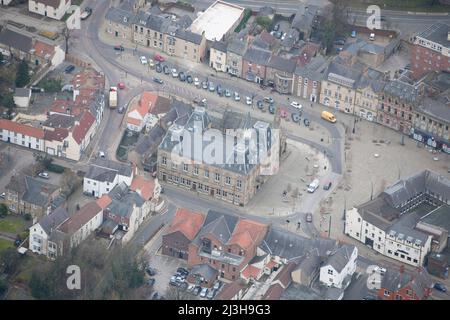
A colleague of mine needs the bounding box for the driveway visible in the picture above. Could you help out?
[149,251,188,296]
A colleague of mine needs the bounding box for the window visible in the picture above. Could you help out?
[194,166,199,175]
[327,269,333,275]
[215,173,220,182]
[204,170,209,178]
[395,295,402,300]
[183,164,188,172]
[237,180,242,189]
[226,176,231,185]
[384,290,390,296]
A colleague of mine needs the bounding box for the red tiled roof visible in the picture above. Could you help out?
[129,91,158,118]
[259,30,277,46]
[58,201,102,234]
[0,119,45,139]
[266,260,278,270]
[50,99,73,114]
[44,127,69,141]
[167,208,205,241]
[96,195,112,210]
[216,281,246,300]
[34,40,55,59]
[126,117,142,126]
[72,111,95,144]
[241,265,261,280]
[297,43,320,67]
[228,219,268,250]
[262,283,284,300]
[130,175,155,200]
[272,262,297,289]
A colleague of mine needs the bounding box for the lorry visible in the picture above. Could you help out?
[307,179,320,193]
[109,87,118,108]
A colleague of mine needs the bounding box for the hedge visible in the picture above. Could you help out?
[234,9,252,33]
[47,163,65,173]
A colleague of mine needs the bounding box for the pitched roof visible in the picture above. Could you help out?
[381,267,433,299]
[44,127,69,142]
[72,111,95,144]
[211,40,227,52]
[228,219,268,250]
[244,46,271,65]
[105,183,145,218]
[194,210,239,245]
[0,28,33,53]
[241,265,261,280]
[58,201,102,234]
[325,245,356,273]
[175,29,203,45]
[129,91,159,119]
[35,0,65,9]
[262,283,284,300]
[6,174,59,208]
[167,208,205,241]
[33,40,55,59]
[130,175,154,200]
[37,206,70,235]
[15,88,31,97]
[268,55,297,73]
[105,6,135,26]
[96,194,112,210]
[215,281,246,300]
[0,119,45,139]
[85,159,133,182]
[273,262,297,288]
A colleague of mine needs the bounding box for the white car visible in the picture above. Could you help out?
[234,92,240,101]
[246,96,252,105]
[291,101,302,110]
[140,56,148,65]
[38,172,49,179]
[99,151,106,158]
[0,192,6,198]
[194,77,200,87]
[200,287,208,298]
[171,69,178,77]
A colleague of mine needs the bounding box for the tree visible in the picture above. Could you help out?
[60,169,82,196]
[0,203,8,217]
[255,16,272,31]
[15,60,30,88]
[1,248,21,275]
[165,285,197,300]
[0,278,7,296]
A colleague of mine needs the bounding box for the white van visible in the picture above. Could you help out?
[307,179,320,193]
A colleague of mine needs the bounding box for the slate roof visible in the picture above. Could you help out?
[416,97,450,123]
[268,55,297,73]
[105,182,145,218]
[294,56,327,80]
[43,114,76,129]
[243,46,272,65]
[85,159,133,182]
[14,88,31,97]
[175,29,203,45]
[0,28,32,54]
[381,268,433,299]
[384,80,420,104]
[192,210,239,246]
[291,4,319,33]
[58,201,102,234]
[7,175,59,208]
[227,38,247,56]
[135,125,166,155]
[105,7,135,26]
[38,206,70,235]
[325,245,356,273]
[211,40,228,53]
[325,62,362,88]
[416,23,450,48]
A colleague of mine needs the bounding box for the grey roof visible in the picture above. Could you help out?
[381,268,433,298]
[14,88,31,97]
[357,76,386,93]
[416,96,450,123]
[295,253,322,275]
[227,38,247,56]
[384,80,420,104]
[9,175,59,208]
[416,23,450,49]
[38,207,70,235]
[281,28,300,49]
[252,37,271,50]
[268,55,297,73]
[145,14,165,32]
[243,46,272,65]
[175,28,203,45]
[106,182,145,218]
[105,7,135,26]
[249,252,268,264]
[190,263,219,280]
[211,40,227,53]
[291,4,319,33]
[193,210,239,246]
[294,56,328,80]
[325,245,356,273]
[0,28,33,53]
[420,205,450,234]
[357,197,399,231]
[85,159,132,182]
[43,114,76,129]
[260,227,338,261]
[324,287,344,300]
[135,125,166,155]
[325,62,362,88]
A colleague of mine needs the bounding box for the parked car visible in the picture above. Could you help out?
[224,89,231,97]
[140,56,148,65]
[186,75,193,83]
[118,106,125,114]
[290,101,302,110]
[434,282,447,292]
[264,97,274,104]
[154,54,165,62]
[202,81,208,89]
[153,77,163,84]
[213,281,222,290]
[234,92,240,101]
[334,39,345,46]
[169,276,178,286]
[194,77,200,87]
[163,65,170,75]
[216,85,223,96]
[171,68,178,77]
[193,286,201,296]
[65,65,75,73]
[118,82,125,89]
[145,266,157,276]
[306,213,313,223]
[30,86,44,93]
[275,31,282,39]
[179,282,188,291]
[200,287,208,298]
[155,64,162,73]
[291,112,300,123]
[187,284,195,293]
[38,172,49,179]
[323,182,332,190]
[246,96,252,105]
[351,30,357,38]
[206,289,216,299]
[114,45,124,51]
[80,7,92,20]
[269,104,276,114]
[273,24,280,31]
[151,292,160,300]
[147,278,155,286]
[209,82,215,92]
[304,118,310,126]
[0,192,5,199]
[177,267,189,276]
[257,100,264,110]
[149,59,155,69]
[178,71,186,82]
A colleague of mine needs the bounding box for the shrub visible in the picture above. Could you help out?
[0,204,8,217]
[47,163,65,173]
[234,8,252,33]
[24,214,32,221]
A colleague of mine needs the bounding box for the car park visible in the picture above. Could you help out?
[306,213,313,223]
[154,54,165,62]
[291,112,301,123]
[209,82,215,92]
[234,92,240,101]
[178,72,186,82]
[257,100,264,110]
[153,77,163,84]
[155,64,162,73]
[202,81,208,89]
[38,172,49,179]
[186,75,193,83]
[114,45,124,51]
[140,56,148,65]
[290,101,302,110]
[194,78,200,87]
[224,89,231,97]
[171,69,178,77]
[246,96,252,105]
[200,288,208,298]
[65,65,75,73]
[163,65,170,75]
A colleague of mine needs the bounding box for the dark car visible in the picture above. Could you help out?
[147,278,155,286]
[153,77,163,84]
[65,65,75,73]
[363,294,377,300]
[269,104,276,114]
[323,182,332,190]
[193,286,201,296]
[155,64,162,73]
[334,39,346,46]
[216,85,223,96]
[145,267,157,276]
[291,112,301,123]
[257,100,264,110]
[434,282,447,292]
[273,24,280,31]
[31,86,44,93]
[113,45,124,51]
[186,75,193,83]
[178,72,186,82]
[151,292,160,300]
[201,81,208,89]
[177,267,189,276]
[163,65,170,75]
[304,118,310,127]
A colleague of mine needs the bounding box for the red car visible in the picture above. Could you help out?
[118,82,125,89]
[154,54,165,62]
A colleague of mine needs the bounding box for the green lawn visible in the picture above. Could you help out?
[0,216,26,234]
[0,238,13,254]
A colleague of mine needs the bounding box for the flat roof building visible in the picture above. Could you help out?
[189,0,245,42]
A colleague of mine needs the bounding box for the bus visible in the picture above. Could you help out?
[321,111,337,123]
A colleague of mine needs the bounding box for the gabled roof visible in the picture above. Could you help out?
[228,219,268,250]
[0,119,45,139]
[324,245,356,273]
[272,262,297,288]
[262,283,284,300]
[381,267,433,299]
[33,40,55,59]
[58,201,102,234]
[96,194,112,210]
[194,210,239,245]
[105,7,136,26]
[167,208,205,241]
[72,111,95,144]
[85,159,133,182]
[35,0,65,9]
[241,264,261,280]
[216,281,246,300]
[268,55,297,73]
[175,29,203,45]
[0,27,32,53]
[6,174,59,207]
[105,182,145,218]
[14,88,31,97]
[130,175,154,201]
[211,40,228,53]
[37,206,70,235]
[128,91,159,119]
[243,46,272,65]
[44,127,69,142]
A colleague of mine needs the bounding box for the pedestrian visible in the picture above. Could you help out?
[311,103,313,108]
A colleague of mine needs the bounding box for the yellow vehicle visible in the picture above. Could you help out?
[321,111,337,123]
